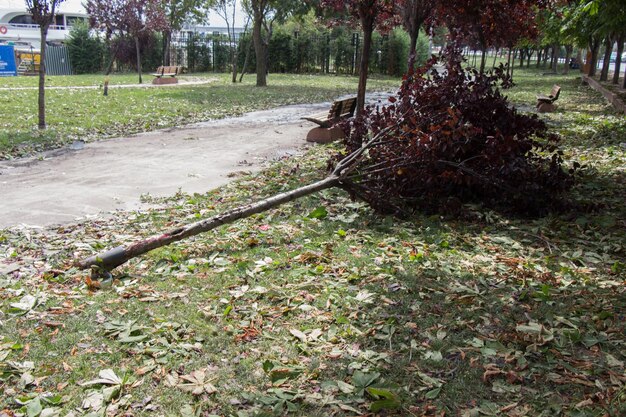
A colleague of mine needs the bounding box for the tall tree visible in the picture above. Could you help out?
[25,0,65,130]
[121,0,169,84]
[161,0,206,66]
[214,0,240,82]
[322,0,397,115]
[395,0,436,70]
[86,0,126,75]
[86,0,168,83]
[436,0,541,74]
[243,0,310,87]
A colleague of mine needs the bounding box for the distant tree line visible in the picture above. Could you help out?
[65,21,429,77]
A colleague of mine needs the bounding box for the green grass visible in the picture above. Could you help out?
[0,67,625,416]
[0,73,400,159]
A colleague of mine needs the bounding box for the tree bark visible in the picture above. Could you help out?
[135,36,142,84]
[563,45,572,75]
[551,43,559,73]
[357,16,375,116]
[252,7,267,87]
[163,30,171,66]
[479,48,486,74]
[613,34,624,84]
[536,48,542,68]
[408,29,419,70]
[599,35,613,82]
[37,25,49,130]
[78,175,341,274]
[588,37,601,77]
[239,38,253,82]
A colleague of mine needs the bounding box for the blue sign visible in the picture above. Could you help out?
[0,45,17,77]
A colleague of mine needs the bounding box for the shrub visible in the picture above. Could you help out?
[334,46,574,215]
[66,22,104,74]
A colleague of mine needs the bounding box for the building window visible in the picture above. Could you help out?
[9,15,36,25]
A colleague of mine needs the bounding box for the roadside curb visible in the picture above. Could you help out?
[581,75,626,114]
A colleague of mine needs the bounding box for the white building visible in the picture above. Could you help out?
[0,3,88,51]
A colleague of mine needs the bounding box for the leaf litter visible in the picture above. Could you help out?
[0,71,624,416]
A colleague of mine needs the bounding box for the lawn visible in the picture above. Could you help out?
[0,67,625,416]
[0,73,400,159]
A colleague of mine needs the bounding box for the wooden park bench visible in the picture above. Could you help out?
[152,66,182,85]
[301,96,357,143]
[536,84,561,113]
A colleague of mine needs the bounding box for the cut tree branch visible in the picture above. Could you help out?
[76,124,397,279]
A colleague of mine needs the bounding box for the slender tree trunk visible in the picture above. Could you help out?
[79,174,341,274]
[239,38,253,82]
[357,17,375,116]
[135,36,142,84]
[600,35,613,82]
[551,43,559,72]
[536,49,542,68]
[543,46,550,68]
[527,50,533,67]
[492,48,498,68]
[479,48,487,74]
[252,11,267,87]
[588,38,601,77]
[563,45,572,75]
[507,48,513,78]
[519,48,524,67]
[105,36,119,76]
[37,25,49,130]
[408,30,419,70]
[613,34,624,84]
[163,30,171,66]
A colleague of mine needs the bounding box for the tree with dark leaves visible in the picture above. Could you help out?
[25,0,65,130]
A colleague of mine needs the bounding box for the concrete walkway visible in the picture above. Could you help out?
[0,78,216,91]
[0,102,329,228]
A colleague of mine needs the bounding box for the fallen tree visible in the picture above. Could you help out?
[77,45,574,280]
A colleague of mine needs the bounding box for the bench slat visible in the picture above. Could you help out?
[302,96,357,128]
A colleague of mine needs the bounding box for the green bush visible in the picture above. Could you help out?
[66,23,104,74]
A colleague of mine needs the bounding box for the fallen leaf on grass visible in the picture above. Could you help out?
[177,369,217,395]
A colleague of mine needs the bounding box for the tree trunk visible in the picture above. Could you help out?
[163,30,171,66]
[492,48,498,68]
[519,48,524,67]
[600,36,613,82]
[613,34,624,84]
[563,45,572,75]
[135,36,142,84]
[357,17,375,116]
[408,29,419,70]
[507,48,514,79]
[551,43,559,73]
[37,25,49,130]
[78,175,340,274]
[588,37,601,77]
[479,48,487,74]
[252,11,267,87]
[104,36,119,76]
[536,48,542,68]
[239,38,253,82]
[543,46,550,68]
[527,50,533,67]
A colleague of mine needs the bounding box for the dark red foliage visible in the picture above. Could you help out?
[333,46,574,215]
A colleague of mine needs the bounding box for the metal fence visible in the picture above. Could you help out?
[168,30,414,77]
[46,45,72,75]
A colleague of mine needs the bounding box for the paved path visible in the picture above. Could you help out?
[0,102,329,228]
[0,78,216,91]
